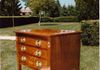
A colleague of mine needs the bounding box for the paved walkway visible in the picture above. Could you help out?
[0,36,16,40]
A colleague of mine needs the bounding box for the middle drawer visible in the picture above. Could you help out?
[17,44,48,59]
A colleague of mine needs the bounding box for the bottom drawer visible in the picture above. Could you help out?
[19,54,48,69]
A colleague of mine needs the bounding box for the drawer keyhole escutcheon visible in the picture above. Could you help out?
[21,56,27,61]
[34,50,42,57]
[36,61,42,68]
[21,38,26,43]
[21,46,26,51]
[35,40,41,47]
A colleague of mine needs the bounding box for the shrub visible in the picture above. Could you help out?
[0,16,39,27]
[41,17,53,22]
[40,16,80,22]
[54,16,79,22]
[81,20,99,46]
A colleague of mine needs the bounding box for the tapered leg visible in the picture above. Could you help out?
[18,64,21,70]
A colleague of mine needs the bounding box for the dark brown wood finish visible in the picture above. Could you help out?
[16,29,81,70]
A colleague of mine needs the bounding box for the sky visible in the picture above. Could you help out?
[19,0,75,8]
[59,0,75,7]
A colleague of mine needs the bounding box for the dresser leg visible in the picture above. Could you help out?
[18,64,22,70]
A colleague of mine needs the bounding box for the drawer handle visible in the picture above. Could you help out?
[48,42,50,48]
[21,46,26,51]
[21,56,27,61]
[36,61,42,67]
[21,38,26,43]
[35,40,41,47]
[34,50,42,57]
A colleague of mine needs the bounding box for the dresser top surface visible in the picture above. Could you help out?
[16,29,81,37]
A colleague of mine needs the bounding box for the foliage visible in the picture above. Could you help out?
[66,5,77,16]
[55,0,61,16]
[27,0,44,15]
[0,16,39,27]
[48,2,60,17]
[41,17,53,22]
[81,20,99,46]
[75,0,99,20]
[27,0,61,17]
[13,1,22,16]
[41,16,79,22]
[54,16,79,22]
[61,4,67,16]
[0,0,22,16]
[61,5,77,16]
[28,0,79,17]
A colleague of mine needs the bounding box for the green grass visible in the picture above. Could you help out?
[0,40,99,70]
[0,22,80,36]
[0,22,99,70]
[80,46,99,70]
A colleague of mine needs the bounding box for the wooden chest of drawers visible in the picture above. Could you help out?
[16,29,81,70]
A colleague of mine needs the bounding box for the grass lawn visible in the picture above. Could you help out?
[0,22,99,70]
[0,22,80,36]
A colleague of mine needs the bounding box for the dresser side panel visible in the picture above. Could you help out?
[60,33,81,70]
[50,33,81,70]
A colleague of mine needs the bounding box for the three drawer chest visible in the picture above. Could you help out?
[16,29,81,70]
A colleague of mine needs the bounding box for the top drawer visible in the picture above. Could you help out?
[17,36,50,49]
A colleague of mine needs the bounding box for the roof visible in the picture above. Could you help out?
[20,7,32,13]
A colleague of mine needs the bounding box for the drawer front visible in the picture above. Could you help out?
[17,45,48,59]
[19,54,48,69]
[18,36,50,49]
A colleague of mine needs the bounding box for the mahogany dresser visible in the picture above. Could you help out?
[16,29,81,70]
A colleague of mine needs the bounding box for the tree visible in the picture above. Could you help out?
[0,0,22,16]
[83,0,99,19]
[28,0,45,16]
[49,2,60,17]
[28,0,60,17]
[43,0,60,17]
[13,0,22,16]
[75,0,99,20]
[66,5,77,16]
[55,0,61,16]
[61,4,67,16]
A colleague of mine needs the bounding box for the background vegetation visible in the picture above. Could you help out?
[0,0,22,16]
[81,20,99,46]
[0,16,39,27]
[0,0,99,20]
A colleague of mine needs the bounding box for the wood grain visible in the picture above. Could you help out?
[16,29,81,70]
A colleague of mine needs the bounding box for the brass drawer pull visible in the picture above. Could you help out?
[21,38,26,43]
[21,56,27,61]
[21,46,26,51]
[35,40,41,47]
[34,50,42,57]
[36,61,42,67]
[48,42,50,48]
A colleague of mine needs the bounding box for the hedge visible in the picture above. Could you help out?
[81,20,99,46]
[41,17,53,22]
[54,16,79,22]
[41,16,80,22]
[0,16,39,27]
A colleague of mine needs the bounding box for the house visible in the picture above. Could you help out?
[20,7,32,16]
